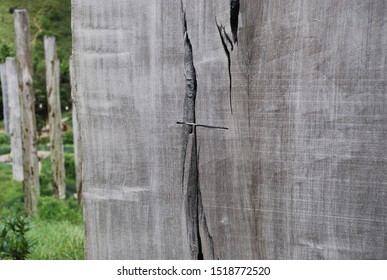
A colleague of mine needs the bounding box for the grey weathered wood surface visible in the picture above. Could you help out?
[72,0,387,259]
[44,36,66,199]
[14,9,40,216]
[69,56,83,204]
[6,58,24,181]
[0,64,10,135]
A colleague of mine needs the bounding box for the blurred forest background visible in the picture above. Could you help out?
[0,0,71,131]
[0,0,84,259]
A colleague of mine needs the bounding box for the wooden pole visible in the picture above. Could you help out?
[73,0,387,259]
[0,63,10,135]
[69,56,82,204]
[14,9,40,216]
[44,36,66,199]
[6,57,24,181]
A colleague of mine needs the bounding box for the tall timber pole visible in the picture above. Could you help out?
[6,57,24,181]
[14,9,40,216]
[44,36,66,199]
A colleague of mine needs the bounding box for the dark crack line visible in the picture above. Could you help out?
[196,140,214,259]
[223,29,234,51]
[198,185,215,259]
[180,2,214,260]
[180,3,197,193]
[230,0,240,44]
[215,18,233,114]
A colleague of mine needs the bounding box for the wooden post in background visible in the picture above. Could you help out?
[14,9,39,216]
[69,56,82,204]
[6,58,24,181]
[0,64,10,135]
[44,36,66,199]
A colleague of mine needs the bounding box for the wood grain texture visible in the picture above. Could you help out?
[72,0,387,259]
[14,9,40,216]
[6,58,24,181]
[70,56,83,204]
[44,36,66,199]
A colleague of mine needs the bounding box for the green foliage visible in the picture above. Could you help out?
[39,152,76,196]
[40,15,51,30]
[0,163,25,218]
[0,44,13,63]
[64,144,74,153]
[32,2,72,132]
[8,7,17,14]
[0,145,11,155]
[0,133,10,145]
[48,7,62,21]
[64,153,76,193]
[39,158,53,196]
[64,153,75,182]
[37,136,50,145]
[62,129,73,145]
[0,216,34,260]
[0,0,72,133]
[38,196,82,224]
[37,136,50,152]
[0,113,84,260]
[0,131,11,155]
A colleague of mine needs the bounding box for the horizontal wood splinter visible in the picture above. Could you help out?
[176,121,228,130]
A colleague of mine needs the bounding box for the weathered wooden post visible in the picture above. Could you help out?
[44,36,66,199]
[73,0,387,259]
[14,9,40,216]
[0,64,10,135]
[69,56,82,204]
[6,58,24,181]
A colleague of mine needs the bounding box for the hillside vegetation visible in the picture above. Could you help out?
[0,1,83,260]
[0,0,71,131]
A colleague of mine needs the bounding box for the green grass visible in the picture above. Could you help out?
[38,196,82,224]
[0,163,25,218]
[0,117,84,259]
[0,159,84,260]
[28,219,84,260]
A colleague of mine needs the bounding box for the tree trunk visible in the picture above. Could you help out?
[72,0,387,259]
[14,9,40,216]
[69,56,82,204]
[6,58,24,181]
[0,64,10,135]
[44,36,66,199]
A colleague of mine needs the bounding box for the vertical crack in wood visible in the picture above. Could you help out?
[180,2,196,192]
[215,1,240,114]
[215,18,233,114]
[181,2,214,260]
[230,0,240,44]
